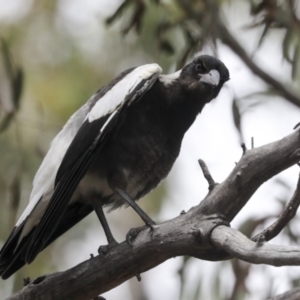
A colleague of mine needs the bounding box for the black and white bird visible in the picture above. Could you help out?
[0,55,229,279]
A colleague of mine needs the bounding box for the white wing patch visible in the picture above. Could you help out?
[88,63,162,123]
[16,104,89,226]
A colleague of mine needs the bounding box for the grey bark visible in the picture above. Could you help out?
[211,226,300,266]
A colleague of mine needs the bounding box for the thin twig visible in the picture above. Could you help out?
[252,173,300,242]
[198,159,217,191]
[294,122,300,130]
[23,277,31,287]
[175,0,300,108]
[241,143,247,155]
[251,137,254,149]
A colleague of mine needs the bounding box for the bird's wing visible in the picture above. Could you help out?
[0,63,162,278]
[16,104,90,227]
[14,66,138,229]
[26,63,161,261]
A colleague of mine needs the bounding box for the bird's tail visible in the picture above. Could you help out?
[0,222,28,279]
[0,202,93,279]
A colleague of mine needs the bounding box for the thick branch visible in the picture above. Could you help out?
[7,130,300,300]
[195,130,300,221]
[211,226,300,266]
[6,215,225,300]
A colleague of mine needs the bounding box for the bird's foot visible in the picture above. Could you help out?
[98,240,119,258]
[126,221,156,246]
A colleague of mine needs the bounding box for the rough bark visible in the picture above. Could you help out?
[7,129,300,300]
[211,226,300,266]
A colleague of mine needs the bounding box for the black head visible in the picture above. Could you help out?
[180,55,230,102]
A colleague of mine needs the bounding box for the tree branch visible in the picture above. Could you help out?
[195,129,300,222]
[7,130,300,300]
[6,214,227,300]
[198,159,217,191]
[252,172,300,242]
[176,0,300,108]
[217,21,300,109]
[211,226,300,266]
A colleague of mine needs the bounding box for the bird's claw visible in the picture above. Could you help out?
[147,221,155,231]
[126,222,156,246]
[126,227,140,246]
[98,245,110,258]
[98,240,118,258]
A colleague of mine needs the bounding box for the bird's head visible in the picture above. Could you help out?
[180,55,230,103]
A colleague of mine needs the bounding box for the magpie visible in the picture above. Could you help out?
[0,55,229,279]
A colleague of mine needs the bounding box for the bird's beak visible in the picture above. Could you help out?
[199,69,220,86]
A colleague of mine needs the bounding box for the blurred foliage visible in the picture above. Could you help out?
[136,0,299,71]
[0,40,23,132]
[1,0,300,299]
[249,0,300,78]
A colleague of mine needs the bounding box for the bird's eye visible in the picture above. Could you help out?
[195,61,207,73]
[195,63,203,72]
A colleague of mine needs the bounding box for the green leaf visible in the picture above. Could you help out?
[9,173,21,217]
[292,43,300,80]
[12,67,24,108]
[282,29,293,63]
[105,0,131,25]
[232,98,241,135]
[257,23,270,49]
[0,113,14,133]
[1,39,14,80]
[0,40,24,133]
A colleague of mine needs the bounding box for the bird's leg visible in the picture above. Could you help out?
[114,188,155,227]
[94,203,118,257]
[113,187,156,245]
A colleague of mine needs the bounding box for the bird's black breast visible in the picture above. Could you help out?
[83,81,185,207]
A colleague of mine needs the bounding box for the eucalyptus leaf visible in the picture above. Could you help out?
[105,0,131,25]
[292,44,300,80]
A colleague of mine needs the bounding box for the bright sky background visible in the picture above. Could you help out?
[1,1,300,299]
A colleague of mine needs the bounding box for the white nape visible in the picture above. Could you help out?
[159,70,181,86]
